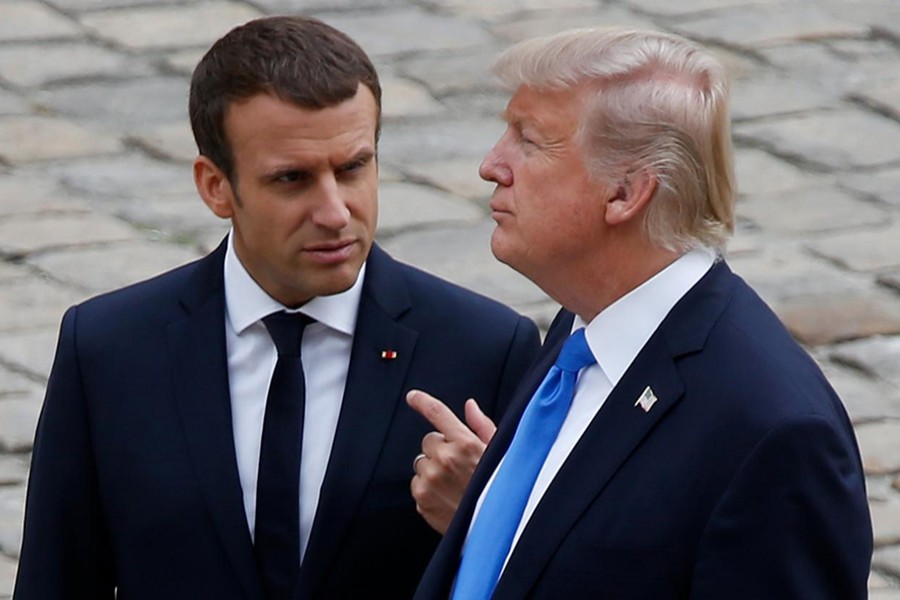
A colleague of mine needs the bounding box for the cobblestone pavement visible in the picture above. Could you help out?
[2,0,900,596]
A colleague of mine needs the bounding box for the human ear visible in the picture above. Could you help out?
[194,155,237,219]
[605,169,657,226]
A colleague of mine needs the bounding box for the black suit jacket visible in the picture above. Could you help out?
[415,261,872,599]
[14,241,540,600]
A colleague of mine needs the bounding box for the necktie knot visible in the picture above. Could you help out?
[555,328,595,373]
[263,312,314,357]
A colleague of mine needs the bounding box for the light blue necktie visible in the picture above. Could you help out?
[451,328,596,600]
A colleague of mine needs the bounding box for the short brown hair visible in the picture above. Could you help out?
[189,15,382,180]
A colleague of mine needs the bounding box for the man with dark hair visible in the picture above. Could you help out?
[14,16,539,599]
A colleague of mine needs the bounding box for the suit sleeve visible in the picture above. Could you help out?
[491,316,541,421]
[14,306,116,599]
[690,415,872,599]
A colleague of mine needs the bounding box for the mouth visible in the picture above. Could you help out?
[489,200,512,219]
[303,239,358,264]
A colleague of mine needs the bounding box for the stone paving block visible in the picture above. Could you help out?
[0,91,28,118]
[758,43,898,96]
[0,400,40,453]
[79,1,262,51]
[870,569,894,591]
[0,263,31,285]
[402,157,494,200]
[869,586,900,599]
[380,117,504,166]
[736,109,900,171]
[380,220,549,309]
[731,77,838,122]
[440,91,509,119]
[816,360,900,424]
[27,240,201,295]
[873,545,900,586]
[161,48,205,77]
[0,553,15,598]
[0,456,29,488]
[491,7,658,43]
[323,8,492,57]
[832,335,900,388]
[36,77,188,130]
[0,278,83,333]
[0,1,81,42]
[738,187,886,234]
[773,291,900,346]
[672,5,866,49]
[872,500,900,548]
[840,168,900,209]
[819,0,900,32]
[0,42,150,89]
[0,364,41,401]
[0,175,90,217]
[129,122,197,164]
[734,148,822,196]
[46,0,184,9]
[728,244,868,303]
[376,182,483,235]
[116,193,224,241]
[808,223,900,273]
[0,329,59,381]
[853,79,900,122]
[49,153,195,201]
[856,420,900,476]
[398,48,502,96]
[0,485,25,560]
[0,213,140,257]
[0,117,122,165]
[381,77,444,120]
[879,269,900,295]
[623,0,778,16]
[257,0,407,11]
[826,38,899,62]
[426,0,596,20]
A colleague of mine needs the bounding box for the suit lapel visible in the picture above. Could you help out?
[168,239,262,600]
[494,334,685,598]
[298,245,417,597]
[491,261,737,599]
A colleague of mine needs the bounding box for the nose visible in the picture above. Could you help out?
[479,138,512,187]
[312,175,351,230]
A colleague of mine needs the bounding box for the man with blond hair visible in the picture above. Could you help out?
[411,28,872,598]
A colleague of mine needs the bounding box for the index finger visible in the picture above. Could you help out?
[406,389,472,442]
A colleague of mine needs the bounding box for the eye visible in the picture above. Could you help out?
[272,170,312,185]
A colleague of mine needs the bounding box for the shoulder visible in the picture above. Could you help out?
[65,247,221,340]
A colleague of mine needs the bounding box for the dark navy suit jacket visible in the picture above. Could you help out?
[14,241,540,600]
[415,261,873,599]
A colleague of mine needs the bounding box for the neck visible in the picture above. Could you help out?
[554,245,682,323]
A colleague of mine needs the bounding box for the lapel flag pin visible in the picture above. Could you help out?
[634,386,658,413]
[381,350,398,360]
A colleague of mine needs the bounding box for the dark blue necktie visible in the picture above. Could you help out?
[255,311,314,600]
[451,328,596,600]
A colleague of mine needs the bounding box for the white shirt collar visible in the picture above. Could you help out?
[223,231,364,337]
[574,247,716,386]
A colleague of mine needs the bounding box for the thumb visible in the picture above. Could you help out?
[464,398,496,444]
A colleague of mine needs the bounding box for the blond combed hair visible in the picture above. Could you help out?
[492,28,735,253]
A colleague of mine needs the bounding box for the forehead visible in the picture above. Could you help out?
[505,85,584,135]
[223,86,378,163]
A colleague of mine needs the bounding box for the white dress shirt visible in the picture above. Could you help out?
[470,247,716,572]
[223,233,364,561]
